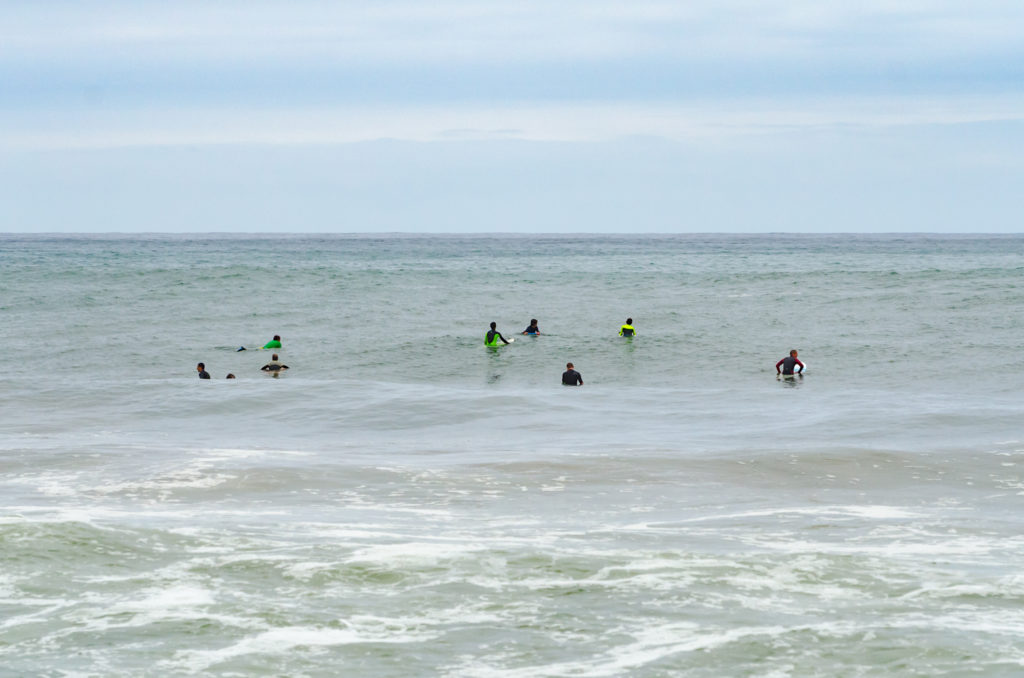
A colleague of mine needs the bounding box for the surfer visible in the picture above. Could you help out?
[562,362,583,386]
[619,318,636,337]
[226,373,236,379]
[261,354,290,372]
[237,334,282,352]
[776,349,805,376]
[196,362,211,379]
[485,322,510,346]
[522,319,541,335]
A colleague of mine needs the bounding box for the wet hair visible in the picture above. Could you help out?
[626,318,632,324]
[272,354,279,360]
[197,362,205,369]
[273,335,281,341]
[530,319,538,325]
[226,373,236,379]
[790,349,798,356]
[490,322,496,329]
[566,362,574,368]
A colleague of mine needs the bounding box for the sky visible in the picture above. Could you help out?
[1,0,1022,233]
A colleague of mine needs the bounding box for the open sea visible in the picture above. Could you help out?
[2,233,1024,677]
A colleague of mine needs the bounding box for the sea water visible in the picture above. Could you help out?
[2,234,1024,677]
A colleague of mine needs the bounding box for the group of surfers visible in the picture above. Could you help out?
[485,318,805,385]
[485,317,636,346]
[197,329,805,383]
[196,335,289,379]
[485,318,638,386]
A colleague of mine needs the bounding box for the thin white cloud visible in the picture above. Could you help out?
[3,95,1023,150]
[2,0,1023,64]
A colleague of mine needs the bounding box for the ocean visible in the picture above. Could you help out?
[2,233,1024,676]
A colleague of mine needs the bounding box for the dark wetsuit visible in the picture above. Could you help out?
[261,362,289,372]
[562,369,583,386]
[523,324,540,335]
[198,370,211,379]
[776,356,805,375]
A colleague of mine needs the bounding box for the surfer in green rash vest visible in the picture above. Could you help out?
[263,334,282,349]
[485,322,510,346]
[619,318,636,337]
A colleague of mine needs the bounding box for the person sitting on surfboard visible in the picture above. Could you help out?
[261,354,289,372]
[562,362,583,386]
[776,349,805,376]
[485,322,510,346]
[522,319,541,335]
[619,318,636,337]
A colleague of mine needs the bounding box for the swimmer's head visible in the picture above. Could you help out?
[626,318,632,324]
[272,354,279,360]
[566,362,574,369]
[530,319,538,325]
[197,362,205,370]
[790,349,798,357]
[226,373,236,379]
[273,335,281,341]
[490,322,497,329]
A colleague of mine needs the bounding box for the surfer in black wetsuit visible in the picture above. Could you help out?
[197,362,211,379]
[562,362,583,386]
[261,354,290,372]
[776,349,805,376]
[522,319,540,335]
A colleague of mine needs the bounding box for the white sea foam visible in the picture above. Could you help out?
[171,623,442,673]
[664,505,924,524]
[348,541,488,568]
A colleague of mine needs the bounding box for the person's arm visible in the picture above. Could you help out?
[775,358,784,374]
[578,374,583,385]
[281,365,289,369]
[794,358,805,373]
[499,333,509,345]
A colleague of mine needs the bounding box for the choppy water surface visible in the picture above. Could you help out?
[2,234,1024,676]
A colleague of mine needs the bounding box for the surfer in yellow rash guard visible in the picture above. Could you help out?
[619,318,636,337]
[485,322,509,346]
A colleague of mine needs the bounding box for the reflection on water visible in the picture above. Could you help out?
[778,373,804,388]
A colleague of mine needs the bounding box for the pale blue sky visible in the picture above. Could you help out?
[2,1,1022,232]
